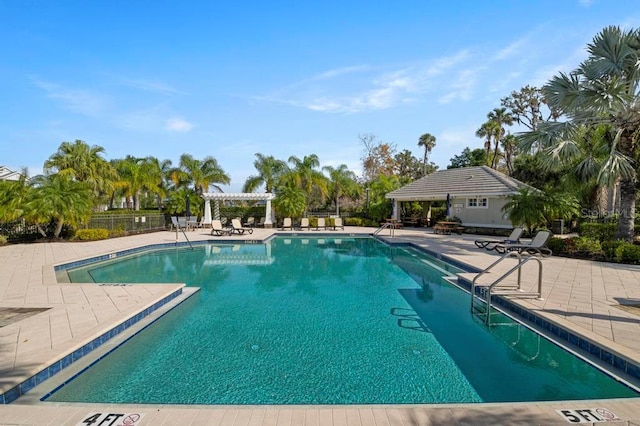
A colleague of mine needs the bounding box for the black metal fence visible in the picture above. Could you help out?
[87,213,167,233]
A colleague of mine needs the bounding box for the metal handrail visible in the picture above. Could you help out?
[470,251,544,325]
[373,222,395,237]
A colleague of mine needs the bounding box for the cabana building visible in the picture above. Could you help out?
[385,166,534,231]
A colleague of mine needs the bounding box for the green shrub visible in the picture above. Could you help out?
[546,237,570,254]
[0,235,7,245]
[602,240,625,261]
[74,228,110,241]
[579,223,617,242]
[573,236,603,256]
[109,228,127,238]
[615,242,640,264]
[345,217,363,226]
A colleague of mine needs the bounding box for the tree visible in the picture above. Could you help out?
[0,168,31,222]
[417,133,436,175]
[43,139,118,201]
[475,121,496,165]
[519,26,640,241]
[274,184,307,218]
[500,85,559,132]
[175,154,230,195]
[501,133,519,175]
[112,156,163,210]
[502,187,547,232]
[242,153,287,193]
[27,174,93,237]
[394,149,429,181]
[322,164,360,216]
[448,147,487,169]
[359,133,396,181]
[284,154,328,214]
[486,107,514,169]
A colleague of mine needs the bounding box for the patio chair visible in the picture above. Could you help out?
[281,217,293,230]
[474,227,523,251]
[231,218,254,235]
[243,216,255,227]
[316,217,326,230]
[170,216,184,231]
[256,217,266,227]
[299,217,310,231]
[495,230,552,256]
[211,219,231,236]
[333,217,344,230]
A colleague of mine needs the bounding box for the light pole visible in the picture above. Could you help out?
[365,187,370,219]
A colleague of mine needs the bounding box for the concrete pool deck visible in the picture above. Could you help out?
[1,226,640,424]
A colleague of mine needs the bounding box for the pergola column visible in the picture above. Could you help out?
[392,199,400,220]
[264,199,273,228]
[203,199,212,226]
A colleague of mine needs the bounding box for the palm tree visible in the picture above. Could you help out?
[519,26,640,241]
[417,133,436,175]
[285,154,328,214]
[242,153,287,193]
[322,164,360,216]
[43,139,118,201]
[27,174,93,237]
[0,168,31,221]
[501,133,519,174]
[145,157,173,209]
[502,187,547,232]
[176,154,230,194]
[486,107,514,169]
[113,156,163,210]
[274,184,307,218]
[475,121,497,166]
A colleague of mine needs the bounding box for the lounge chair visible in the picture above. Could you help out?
[170,216,184,231]
[333,217,344,230]
[495,230,552,256]
[231,218,253,235]
[299,217,310,231]
[316,217,326,230]
[474,227,523,251]
[211,219,231,236]
[256,217,266,227]
[243,216,255,227]
[281,217,293,230]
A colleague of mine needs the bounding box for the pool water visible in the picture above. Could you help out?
[50,237,638,404]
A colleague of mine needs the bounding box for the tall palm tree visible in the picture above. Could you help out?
[43,139,118,201]
[113,156,162,210]
[417,133,436,175]
[501,133,519,174]
[0,168,31,221]
[519,26,640,241]
[242,153,287,193]
[486,107,514,169]
[285,154,328,214]
[176,154,230,194]
[475,121,497,166]
[322,164,360,216]
[145,157,173,209]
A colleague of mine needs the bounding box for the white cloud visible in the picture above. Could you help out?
[493,37,529,61]
[30,77,109,117]
[426,50,470,76]
[438,69,478,104]
[166,118,193,132]
[117,77,187,95]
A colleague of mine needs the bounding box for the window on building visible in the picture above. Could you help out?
[467,197,488,208]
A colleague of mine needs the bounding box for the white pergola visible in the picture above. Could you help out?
[201,192,275,227]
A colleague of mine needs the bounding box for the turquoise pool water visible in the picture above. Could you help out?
[50,237,638,404]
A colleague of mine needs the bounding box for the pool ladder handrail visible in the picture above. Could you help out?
[373,222,395,237]
[470,251,544,325]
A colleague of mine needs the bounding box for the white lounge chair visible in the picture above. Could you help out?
[333,217,344,230]
[316,217,326,230]
[243,217,255,227]
[231,218,253,235]
[211,219,231,236]
[281,217,293,230]
[299,217,310,231]
[256,217,266,227]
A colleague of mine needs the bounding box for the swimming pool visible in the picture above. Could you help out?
[48,236,638,404]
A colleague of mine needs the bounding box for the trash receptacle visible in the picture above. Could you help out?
[552,219,564,234]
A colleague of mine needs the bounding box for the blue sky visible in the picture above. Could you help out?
[1,1,639,192]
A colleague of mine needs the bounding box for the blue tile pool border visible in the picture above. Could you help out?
[379,237,640,385]
[0,287,183,404]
